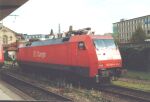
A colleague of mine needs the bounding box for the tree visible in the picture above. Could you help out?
[112,33,120,44]
[131,25,146,43]
[50,29,54,35]
[4,50,11,61]
[69,25,73,32]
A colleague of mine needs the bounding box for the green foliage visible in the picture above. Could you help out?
[113,81,150,91]
[112,33,120,44]
[145,36,150,39]
[131,25,146,43]
[4,50,12,61]
[122,70,150,80]
[113,70,150,91]
[120,47,150,71]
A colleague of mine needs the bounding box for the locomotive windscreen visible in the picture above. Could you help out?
[93,39,116,49]
[93,39,121,61]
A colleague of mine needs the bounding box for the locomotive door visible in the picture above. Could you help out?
[76,41,89,67]
[68,42,88,67]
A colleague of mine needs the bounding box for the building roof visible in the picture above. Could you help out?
[0,24,17,34]
[0,24,25,40]
[0,0,28,21]
[113,15,150,24]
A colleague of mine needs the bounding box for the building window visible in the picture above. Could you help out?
[3,35,8,44]
[10,36,12,41]
[147,30,150,34]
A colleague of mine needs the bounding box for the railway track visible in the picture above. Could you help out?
[1,68,150,102]
[0,71,73,102]
[99,85,150,102]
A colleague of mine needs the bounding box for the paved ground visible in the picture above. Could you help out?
[0,79,34,101]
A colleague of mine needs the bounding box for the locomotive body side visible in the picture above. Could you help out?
[17,36,91,77]
[17,34,122,83]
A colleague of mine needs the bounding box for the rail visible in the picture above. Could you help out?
[0,71,73,102]
[99,85,150,102]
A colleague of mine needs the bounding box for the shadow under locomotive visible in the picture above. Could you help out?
[18,61,113,87]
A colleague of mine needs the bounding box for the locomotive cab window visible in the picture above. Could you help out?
[93,39,116,50]
[78,41,86,50]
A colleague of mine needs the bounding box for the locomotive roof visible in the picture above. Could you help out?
[20,37,70,48]
[31,38,64,46]
[20,35,113,48]
[90,35,113,39]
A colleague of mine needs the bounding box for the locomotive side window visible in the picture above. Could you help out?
[78,41,86,50]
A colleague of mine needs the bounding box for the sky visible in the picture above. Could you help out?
[2,0,150,35]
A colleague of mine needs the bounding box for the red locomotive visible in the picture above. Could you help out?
[0,44,4,67]
[17,28,122,83]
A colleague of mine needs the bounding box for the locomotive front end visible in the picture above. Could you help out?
[93,36,122,82]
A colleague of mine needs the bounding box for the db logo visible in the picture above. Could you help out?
[33,51,47,59]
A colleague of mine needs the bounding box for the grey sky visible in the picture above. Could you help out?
[2,0,150,34]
